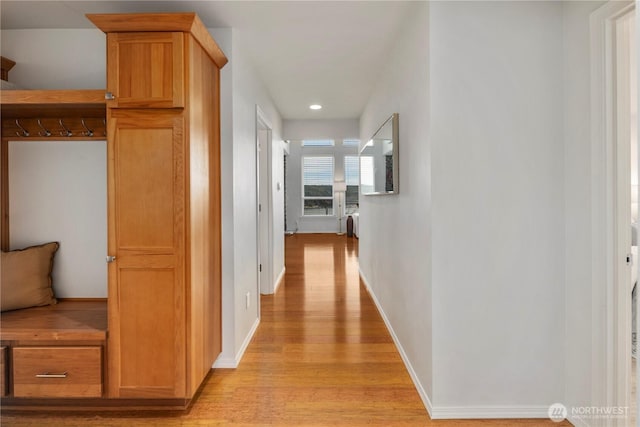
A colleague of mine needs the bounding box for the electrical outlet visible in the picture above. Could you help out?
[246,291,251,309]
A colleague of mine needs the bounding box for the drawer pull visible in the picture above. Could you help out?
[35,372,68,379]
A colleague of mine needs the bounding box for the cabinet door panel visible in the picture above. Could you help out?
[116,127,175,251]
[108,110,185,398]
[118,268,180,395]
[107,32,184,108]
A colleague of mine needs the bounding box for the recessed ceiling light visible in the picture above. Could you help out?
[309,104,322,110]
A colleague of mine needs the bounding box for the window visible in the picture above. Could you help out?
[344,156,359,214]
[302,156,334,215]
[360,156,375,194]
[302,139,334,147]
[342,139,360,147]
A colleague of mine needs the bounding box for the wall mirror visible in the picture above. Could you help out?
[360,113,399,195]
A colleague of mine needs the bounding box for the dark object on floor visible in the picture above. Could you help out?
[347,215,354,237]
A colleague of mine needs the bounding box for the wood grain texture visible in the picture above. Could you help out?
[12,346,102,398]
[0,346,6,397]
[108,110,186,398]
[87,13,228,68]
[186,34,222,397]
[0,301,107,342]
[0,235,573,425]
[106,32,184,109]
[1,138,8,250]
[0,89,105,106]
[1,56,16,81]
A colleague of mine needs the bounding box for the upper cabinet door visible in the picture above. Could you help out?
[107,32,185,108]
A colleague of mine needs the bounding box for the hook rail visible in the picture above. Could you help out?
[2,117,106,140]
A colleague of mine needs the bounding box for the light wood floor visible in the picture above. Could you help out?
[2,234,571,426]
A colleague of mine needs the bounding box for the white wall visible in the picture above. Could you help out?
[229,29,284,360]
[361,0,571,418]
[1,29,105,88]
[429,1,565,413]
[359,0,433,407]
[2,29,108,299]
[284,119,359,234]
[9,141,107,298]
[284,119,359,141]
[208,28,237,367]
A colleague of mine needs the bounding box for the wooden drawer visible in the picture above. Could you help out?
[12,346,102,398]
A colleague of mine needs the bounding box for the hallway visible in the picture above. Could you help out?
[234,233,429,424]
[1,234,572,426]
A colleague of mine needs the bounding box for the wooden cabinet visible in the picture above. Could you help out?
[106,32,185,108]
[0,12,225,410]
[89,13,227,403]
[12,346,102,398]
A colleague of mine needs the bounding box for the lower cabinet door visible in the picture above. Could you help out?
[12,346,102,398]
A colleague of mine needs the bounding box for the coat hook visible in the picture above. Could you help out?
[59,119,72,137]
[15,119,29,137]
[81,119,94,137]
[37,119,52,137]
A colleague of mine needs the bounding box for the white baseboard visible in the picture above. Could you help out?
[359,269,558,422]
[429,406,550,420]
[567,415,592,427]
[212,316,260,369]
[274,266,286,294]
[358,269,434,418]
[211,356,237,369]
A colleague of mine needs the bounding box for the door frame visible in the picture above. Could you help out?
[256,105,274,296]
[590,2,635,425]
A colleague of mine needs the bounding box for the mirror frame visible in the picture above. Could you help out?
[359,113,399,195]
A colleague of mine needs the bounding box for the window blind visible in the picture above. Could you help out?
[344,156,359,185]
[302,139,334,147]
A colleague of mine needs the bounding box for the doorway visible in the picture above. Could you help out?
[624,9,638,424]
[614,7,637,425]
[591,2,637,425]
[256,106,273,296]
[610,3,637,425]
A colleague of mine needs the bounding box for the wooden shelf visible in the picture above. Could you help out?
[1,90,106,139]
[0,89,106,118]
[0,301,107,342]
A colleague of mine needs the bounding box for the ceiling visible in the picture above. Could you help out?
[0,1,418,120]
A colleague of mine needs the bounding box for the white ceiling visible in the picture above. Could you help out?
[0,1,418,120]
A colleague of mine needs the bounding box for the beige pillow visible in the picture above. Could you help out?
[1,242,59,312]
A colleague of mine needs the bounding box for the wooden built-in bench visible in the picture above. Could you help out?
[0,300,107,402]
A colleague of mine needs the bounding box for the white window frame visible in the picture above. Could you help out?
[344,155,360,215]
[342,139,360,147]
[301,155,335,217]
[302,139,335,147]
